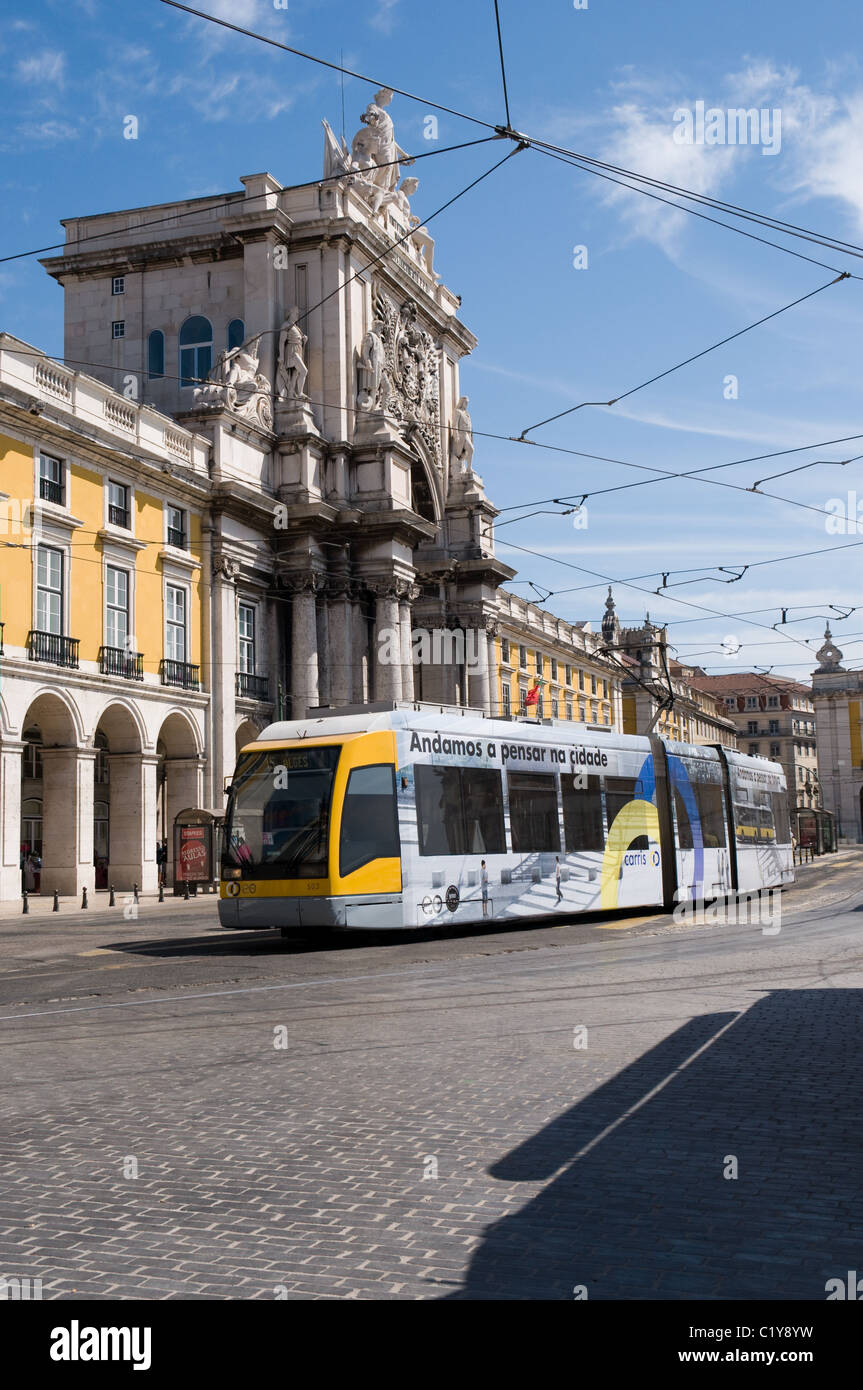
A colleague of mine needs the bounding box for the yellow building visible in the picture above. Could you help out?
[492,590,623,729]
[0,334,214,899]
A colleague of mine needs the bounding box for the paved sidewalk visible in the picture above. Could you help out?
[0,888,219,921]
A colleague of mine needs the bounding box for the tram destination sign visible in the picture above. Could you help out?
[408,730,609,768]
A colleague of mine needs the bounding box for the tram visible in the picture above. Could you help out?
[218,705,793,932]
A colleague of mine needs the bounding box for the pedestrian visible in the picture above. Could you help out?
[24,851,35,894]
[555,855,562,903]
[480,859,489,918]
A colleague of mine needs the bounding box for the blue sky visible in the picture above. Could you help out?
[2,0,863,680]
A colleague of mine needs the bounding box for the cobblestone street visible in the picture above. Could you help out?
[0,853,861,1300]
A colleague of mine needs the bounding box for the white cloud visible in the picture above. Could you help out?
[370,0,401,34]
[15,49,65,86]
[12,119,78,144]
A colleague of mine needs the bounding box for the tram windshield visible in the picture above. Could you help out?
[222,746,340,878]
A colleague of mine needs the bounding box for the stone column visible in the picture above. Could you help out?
[41,747,96,898]
[374,585,402,702]
[399,588,417,703]
[468,625,491,715]
[316,598,330,708]
[164,756,205,886]
[211,556,240,808]
[351,596,369,704]
[328,586,354,708]
[290,579,320,719]
[487,621,499,717]
[108,752,160,893]
[0,741,23,902]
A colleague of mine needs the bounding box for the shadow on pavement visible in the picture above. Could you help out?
[101,904,662,960]
[446,990,863,1300]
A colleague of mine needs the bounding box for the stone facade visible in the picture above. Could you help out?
[810,627,863,839]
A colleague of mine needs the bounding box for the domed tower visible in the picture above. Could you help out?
[601,587,620,648]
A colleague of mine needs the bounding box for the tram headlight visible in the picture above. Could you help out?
[225,868,243,880]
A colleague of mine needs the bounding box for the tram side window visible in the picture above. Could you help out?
[673,787,695,850]
[414,765,505,856]
[605,776,649,849]
[561,773,604,852]
[693,779,727,847]
[463,769,506,854]
[415,765,466,856]
[340,764,400,876]
[771,791,791,844]
[508,772,561,853]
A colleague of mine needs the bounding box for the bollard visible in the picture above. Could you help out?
[22,891,29,915]
[133,882,139,904]
[53,889,60,912]
[109,884,116,907]
[81,886,88,909]
[183,882,190,901]
[158,881,164,903]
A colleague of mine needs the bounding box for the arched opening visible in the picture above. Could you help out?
[179,315,213,388]
[156,712,202,886]
[92,703,145,891]
[410,459,436,523]
[227,318,245,351]
[236,719,262,760]
[19,692,80,896]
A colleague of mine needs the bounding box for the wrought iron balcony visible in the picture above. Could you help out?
[159,658,200,690]
[108,504,130,528]
[27,630,79,668]
[166,525,187,549]
[39,477,64,505]
[99,646,144,680]
[235,671,270,701]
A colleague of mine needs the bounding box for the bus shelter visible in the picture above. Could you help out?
[795,808,837,857]
[172,808,225,895]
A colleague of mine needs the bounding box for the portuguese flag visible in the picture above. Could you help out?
[525,676,544,711]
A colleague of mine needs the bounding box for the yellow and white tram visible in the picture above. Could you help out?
[218,706,793,932]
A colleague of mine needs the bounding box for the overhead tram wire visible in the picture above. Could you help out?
[490,535,823,658]
[529,137,863,264]
[470,426,863,524]
[517,273,849,438]
[484,429,863,514]
[534,146,848,278]
[0,136,501,268]
[495,538,863,601]
[492,0,513,131]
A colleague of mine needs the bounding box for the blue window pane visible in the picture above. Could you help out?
[147,330,164,379]
[180,347,195,388]
[227,318,245,350]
